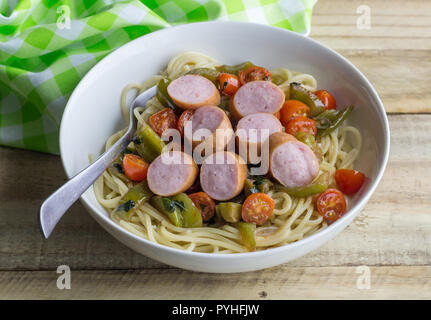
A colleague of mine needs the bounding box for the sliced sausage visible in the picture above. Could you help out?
[268,132,319,188]
[230,80,285,120]
[236,112,282,163]
[147,151,198,196]
[200,151,247,201]
[167,74,220,109]
[185,105,234,153]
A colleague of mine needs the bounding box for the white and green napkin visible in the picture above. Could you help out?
[0,0,317,153]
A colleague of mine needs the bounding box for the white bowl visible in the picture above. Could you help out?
[60,21,390,273]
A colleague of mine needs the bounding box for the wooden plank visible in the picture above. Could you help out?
[310,0,431,113]
[1,114,430,270]
[0,266,430,299]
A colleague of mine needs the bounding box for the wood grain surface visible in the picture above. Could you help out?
[0,0,430,299]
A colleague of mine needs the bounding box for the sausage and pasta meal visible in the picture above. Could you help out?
[93,52,365,253]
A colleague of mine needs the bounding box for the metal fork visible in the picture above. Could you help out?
[39,85,157,239]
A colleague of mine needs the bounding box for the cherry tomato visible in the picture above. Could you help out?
[239,66,272,85]
[242,193,274,225]
[316,188,347,224]
[274,111,281,120]
[285,116,317,136]
[335,169,365,195]
[217,73,240,96]
[188,192,216,222]
[149,107,178,137]
[279,100,310,127]
[122,154,149,181]
[177,109,194,137]
[315,90,337,110]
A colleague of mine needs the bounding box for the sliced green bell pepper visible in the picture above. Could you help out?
[235,221,256,251]
[186,68,219,84]
[294,132,323,162]
[316,105,354,138]
[155,78,182,115]
[116,181,153,219]
[134,123,166,163]
[215,61,254,75]
[150,196,183,227]
[216,202,242,223]
[171,193,203,228]
[289,83,325,117]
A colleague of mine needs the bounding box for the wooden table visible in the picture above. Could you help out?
[1,0,430,299]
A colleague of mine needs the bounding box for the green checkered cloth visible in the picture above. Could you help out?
[0,0,317,154]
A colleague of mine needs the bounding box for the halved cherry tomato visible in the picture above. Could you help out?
[335,169,365,195]
[239,66,272,85]
[315,90,337,110]
[122,154,149,181]
[149,107,178,137]
[285,116,317,136]
[316,188,347,224]
[177,109,194,137]
[279,100,310,127]
[188,192,216,222]
[217,73,240,96]
[242,193,275,225]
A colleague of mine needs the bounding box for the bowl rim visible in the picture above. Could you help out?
[59,21,390,259]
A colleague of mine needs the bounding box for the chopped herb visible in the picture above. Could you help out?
[223,81,228,90]
[252,175,266,186]
[173,200,186,212]
[117,200,135,213]
[162,197,174,212]
[162,197,186,213]
[132,137,142,145]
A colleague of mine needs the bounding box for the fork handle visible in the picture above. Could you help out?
[39,129,133,238]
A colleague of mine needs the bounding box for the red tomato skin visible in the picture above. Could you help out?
[177,110,194,137]
[335,169,365,195]
[122,154,149,181]
[239,66,272,85]
[285,116,317,136]
[316,188,347,224]
[188,192,216,222]
[149,108,178,137]
[315,90,337,110]
[241,193,274,225]
[217,73,240,96]
[279,100,310,127]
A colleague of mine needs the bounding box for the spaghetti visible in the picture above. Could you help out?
[93,52,362,253]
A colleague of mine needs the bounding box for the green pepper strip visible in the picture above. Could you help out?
[215,61,255,76]
[274,182,327,198]
[135,123,166,163]
[116,181,153,219]
[216,202,242,223]
[171,193,203,228]
[150,196,183,227]
[186,68,219,84]
[155,78,182,115]
[317,105,354,138]
[235,221,256,251]
[313,109,339,130]
[294,132,323,162]
[289,83,325,117]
